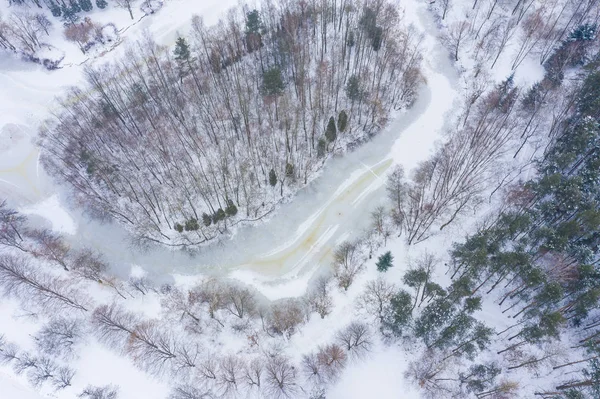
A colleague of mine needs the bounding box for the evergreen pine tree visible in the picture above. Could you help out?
[174,37,191,62]
[69,0,81,13]
[245,10,261,34]
[49,1,62,16]
[202,213,212,227]
[325,116,337,142]
[95,0,107,9]
[269,169,277,187]
[376,251,393,272]
[79,0,93,12]
[317,138,327,158]
[225,199,238,216]
[338,110,348,132]
[262,67,285,96]
[346,75,361,103]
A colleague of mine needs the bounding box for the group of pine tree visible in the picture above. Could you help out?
[39,0,422,246]
[8,0,109,24]
[378,47,600,398]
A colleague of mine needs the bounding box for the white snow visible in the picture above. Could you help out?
[19,195,77,235]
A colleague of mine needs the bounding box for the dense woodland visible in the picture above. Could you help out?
[39,0,423,246]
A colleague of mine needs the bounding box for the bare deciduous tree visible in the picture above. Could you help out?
[28,229,70,271]
[35,317,83,360]
[333,242,364,291]
[305,275,333,319]
[267,299,305,338]
[264,356,297,399]
[78,385,119,399]
[336,322,373,358]
[0,254,89,312]
[357,277,396,325]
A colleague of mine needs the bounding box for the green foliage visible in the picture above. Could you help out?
[174,223,184,233]
[579,72,600,118]
[285,163,294,178]
[174,37,191,62]
[371,26,383,51]
[269,169,277,187]
[184,218,199,231]
[95,0,107,9]
[338,110,348,132]
[61,3,79,24]
[202,213,212,227]
[325,116,337,142]
[49,1,62,16]
[225,200,238,217]
[461,363,501,394]
[245,10,262,34]
[376,251,393,272]
[346,75,362,102]
[384,289,413,336]
[262,67,285,96]
[79,0,93,12]
[317,138,327,158]
[212,208,226,223]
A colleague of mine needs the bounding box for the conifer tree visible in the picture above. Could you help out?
[376,251,393,272]
[95,0,107,9]
[269,169,277,187]
[79,0,93,12]
[338,110,348,132]
[325,117,337,143]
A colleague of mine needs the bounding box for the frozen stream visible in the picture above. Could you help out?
[0,2,458,297]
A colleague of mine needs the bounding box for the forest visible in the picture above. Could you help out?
[38,0,423,246]
[3,0,600,397]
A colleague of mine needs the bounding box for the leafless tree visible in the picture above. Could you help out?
[370,206,392,245]
[28,229,70,271]
[305,275,333,319]
[190,280,227,327]
[267,298,305,338]
[70,248,109,281]
[78,385,119,399]
[128,276,155,296]
[6,12,44,54]
[336,322,373,358]
[91,303,140,347]
[224,284,257,319]
[244,357,264,390]
[333,242,364,291]
[301,352,323,384]
[357,277,396,325]
[0,200,28,252]
[442,21,471,62]
[0,254,89,312]
[0,339,19,364]
[218,355,244,396]
[264,355,298,399]
[161,286,203,333]
[316,344,347,382]
[125,321,178,375]
[35,317,83,360]
[114,0,134,19]
[173,343,200,376]
[198,355,219,385]
[64,19,97,54]
[169,385,212,399]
